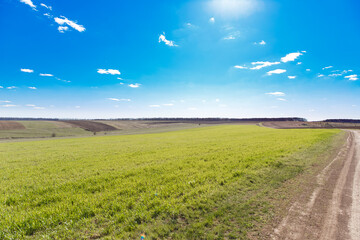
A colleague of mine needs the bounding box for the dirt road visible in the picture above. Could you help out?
[272,130,360,240]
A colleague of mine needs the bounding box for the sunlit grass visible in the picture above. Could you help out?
[0,125,341,239]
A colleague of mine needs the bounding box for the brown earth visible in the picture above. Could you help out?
[271,130,360,240]
[262,121,360,129]
[61,120,117,132]
[0,121,25,130]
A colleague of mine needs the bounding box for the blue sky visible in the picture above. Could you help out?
[1,0,360,120]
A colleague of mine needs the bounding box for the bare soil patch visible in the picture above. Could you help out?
[61,120,117,132]
[271,130,360,240]
[0,121,25,130]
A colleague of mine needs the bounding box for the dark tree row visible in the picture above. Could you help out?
[324,119,360,123]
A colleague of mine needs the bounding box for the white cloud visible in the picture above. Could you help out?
[215,98,220,102]
[44,13,51,18]
[97,69,121,75]
[254,40,266,45]
[0,86,3,88]
[28,87,37,90]
[322,66,333,70]
[281,52,302,63]
[297,62,302,65]
[119,82,124,85]
[0,100,11,103]
[117,77,123,80]
[209,17,215,23]
[21,68,34,73]
[7,86,17,89]
[301,50,307,53]
[345,74,358,81]
[266,92,285,96]
[329,73,342,77]
[267,69,286,75]
[317,74,325,77]
[40,73,53,76]
[250,61,280,70]
[20,0,36,9]
[54,16,85,32]
[149,105,160,108]
[26,104,36,107]
[306,69,311,72]
[58,26,69,33]
[163,103,174,106]
[277,98,287,101]
[208,0,263,19]
[223,31,240,40]
[34,106,45,109]
[188,107,197,110]
[40,3,52,10]
[128,83,141,88]
[287,76,296,79]
[234,65,247,69]
[159,33,178,47]
[2,104,17,107]
[107,98,131,102]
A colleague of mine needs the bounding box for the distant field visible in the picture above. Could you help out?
[0,125,342,239]
[0,121,91,139]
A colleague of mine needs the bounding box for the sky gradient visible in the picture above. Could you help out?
[1,0,360,120]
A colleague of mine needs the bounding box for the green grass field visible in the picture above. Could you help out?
[0,125,342,239]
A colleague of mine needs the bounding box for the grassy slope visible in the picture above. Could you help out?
[0,125,342,239]
[0,121,90,139]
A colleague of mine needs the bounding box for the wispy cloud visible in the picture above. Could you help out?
[234,65,247,69]
[40,3,52,10]
[97,69,121,75]
[58,26,69,33]
[54,16,85,32]
[2,104,17,107]
[40,73,53,76]
[20,0,36,9]
[267,69,286,75]
[329,73,342,77]
[317,74,325,77]
[223,31,240,40]
[7,86,17,90]
[107,98,131,102]
[266,92,285,96]
[128,83,141,88]
[163,103,174,106]
[281,52,303,63]
[297,62,302,65]
[251,61,280,70]
[28,87,37,90]
[26,104,36,107]
[254,40,266,45]
[34,106,45,109]
[322,66,333,70]
[0,86,3,89]
[288,76,296,79]
[209,17,215,23]
[306,69,311,72]
[159,33,178,47]
[345,74,358,81]
[0,100,11,103]
[21,68,34,73]
[149,105,160,108]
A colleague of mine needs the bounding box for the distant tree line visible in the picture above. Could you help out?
[0,117,307,122]
[324,119,360,123]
